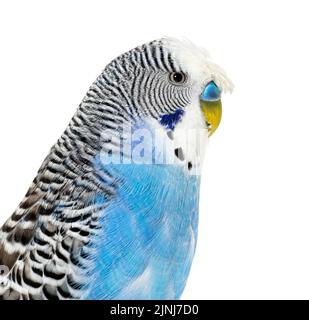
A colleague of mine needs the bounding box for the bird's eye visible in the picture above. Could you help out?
[169,72,187,85]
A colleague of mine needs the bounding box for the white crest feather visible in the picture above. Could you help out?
[162,37,234,93]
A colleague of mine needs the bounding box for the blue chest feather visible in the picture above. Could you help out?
[85,163,200,300]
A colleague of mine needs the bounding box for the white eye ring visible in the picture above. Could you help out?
[168,72,187,85]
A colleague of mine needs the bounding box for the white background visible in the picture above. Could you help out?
[0,0,309,299]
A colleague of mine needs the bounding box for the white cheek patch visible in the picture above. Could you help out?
[141,102,208,175]
[171,100,208,175]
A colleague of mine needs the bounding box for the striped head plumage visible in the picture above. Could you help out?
[0,38,232,300]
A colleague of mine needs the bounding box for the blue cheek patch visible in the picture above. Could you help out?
[160,109,184,131]
[201,81,221,102]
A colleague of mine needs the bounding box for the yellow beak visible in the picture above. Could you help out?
[200,99,222,136]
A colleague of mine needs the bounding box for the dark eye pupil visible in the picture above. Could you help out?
[172,72,184,83]
[169,72,186,84]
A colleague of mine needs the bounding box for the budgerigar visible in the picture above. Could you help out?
[0,38,232,300]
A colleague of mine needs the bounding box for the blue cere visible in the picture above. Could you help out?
[201,81,221,102]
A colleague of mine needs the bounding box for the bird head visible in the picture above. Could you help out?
[84,38,233,170]
[160,37,233,137]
